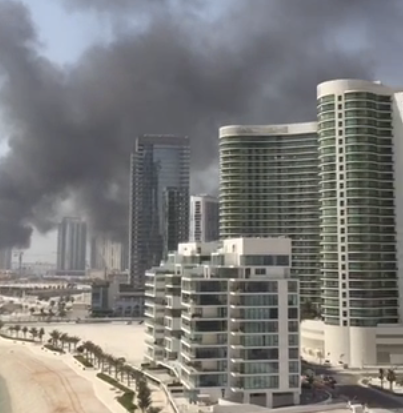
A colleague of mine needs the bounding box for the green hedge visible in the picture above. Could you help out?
[44,344,65,353]
[0,333,35,343]
[97,373,136,412]
[74,355,93,368]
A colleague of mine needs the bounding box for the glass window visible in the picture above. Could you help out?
[288,308,298,319]
[288,334,299,346]
[289,348,299,359]
[289,361,299,373]
[289,375,300,388]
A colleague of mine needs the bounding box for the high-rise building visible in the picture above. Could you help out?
[129,135,190,289]
[162,187,189,257]
[300,79,403,368]
[189,194,219,242]
[219,124,320,305]
[0,248,12,270]
[144,237,300,408]
[56,217,87,276]
[90,234,128,272]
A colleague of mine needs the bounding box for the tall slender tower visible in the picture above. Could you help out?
[56,217,87,276]
[129,135,190,291]
[219,123,320,305]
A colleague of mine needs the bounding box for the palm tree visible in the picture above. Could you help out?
[379,368,385,389]
[137,378,152,412]
[22,326,28,338]
[29,327,38,341]
[60,333,69,350]
[70,336,80,351]
[387,369,396,391]
[50,329,61,347]
[14,325,21,337]
[38,327,45,342]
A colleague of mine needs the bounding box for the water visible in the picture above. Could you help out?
[0,375,11,413]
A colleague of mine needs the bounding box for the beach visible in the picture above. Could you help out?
[0,340,115,413]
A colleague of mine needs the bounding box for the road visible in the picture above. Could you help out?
[303,361,403,409]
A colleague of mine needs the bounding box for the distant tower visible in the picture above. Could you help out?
[189,194,219,242]
[0,248,13,271]
[56,217,87,276]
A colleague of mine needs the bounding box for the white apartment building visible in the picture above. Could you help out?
[144,237,300,409]
[189,195,219,242]
[301,78,403,368]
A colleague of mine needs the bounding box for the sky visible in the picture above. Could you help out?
[8,0,102,262]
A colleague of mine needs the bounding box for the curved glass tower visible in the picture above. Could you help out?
[219,123,320,304]
[318,79,398,327]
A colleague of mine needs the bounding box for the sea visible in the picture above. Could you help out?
[0,375,10,413]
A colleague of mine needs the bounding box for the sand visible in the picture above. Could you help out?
[0,340,116,413]
[33,323,147,366]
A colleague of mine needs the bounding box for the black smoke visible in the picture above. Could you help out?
[0,0,401,248]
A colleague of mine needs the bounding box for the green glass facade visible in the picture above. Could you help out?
[318,91,398,327]
[219,129,320,304]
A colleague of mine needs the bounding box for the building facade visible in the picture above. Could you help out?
[300,79,403,368]
[219,124,320,306]
[144,237,300,408]
[129,135,190,291]
[0,248,12,271]
[56,217,87,276]
[90,234,128,272]
[189,194,219,242]
[162,187,189,257]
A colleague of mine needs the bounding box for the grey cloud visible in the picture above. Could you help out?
[0,0,402,247]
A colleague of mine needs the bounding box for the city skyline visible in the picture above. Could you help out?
[2,0,400,259]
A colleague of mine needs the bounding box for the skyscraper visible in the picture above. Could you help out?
[189,194,219,242]
[0,248,12,271]
[129,135,190,288]
[90,234,128,272]
[56,217,87,276]
[219,123,320,305]
[162,187,189,258]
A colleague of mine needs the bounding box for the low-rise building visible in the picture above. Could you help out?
[91,272,143,317]
[144,237,300,408]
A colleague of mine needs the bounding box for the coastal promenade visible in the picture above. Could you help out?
[0,323,169,413]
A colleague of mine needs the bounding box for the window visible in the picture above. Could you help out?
[288,281,298,292]
[288,308,298,319]
[288,334,299,346]
[255,268,266,275]
[288,320,298,332]
[289,375,300,388]
[289,361,299,373]
[289,348,299,359]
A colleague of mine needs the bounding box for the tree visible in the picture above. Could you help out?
[0,320,4,331]
[50,329,61,347]
[14,325,21,337]
[379,368,385,389]
[29,327,38,341]
[22,326,28,338]
[38,327,45,342]
[137,378,152,412]
[387,369,396,391]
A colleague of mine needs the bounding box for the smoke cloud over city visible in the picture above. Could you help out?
[0,0,401,247]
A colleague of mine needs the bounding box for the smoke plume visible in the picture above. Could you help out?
[0,0,401,247]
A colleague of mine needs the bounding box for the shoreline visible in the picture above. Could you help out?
[0,337,121,413]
